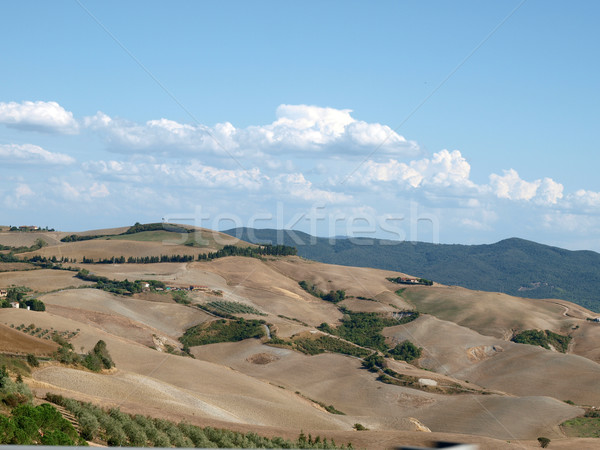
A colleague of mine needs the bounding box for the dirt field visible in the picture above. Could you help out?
[383,315,600,405]
[0,323,58,355]
[0,227,597,447]
[0,269,92,292]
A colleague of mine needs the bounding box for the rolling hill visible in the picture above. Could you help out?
[224,228,600,312]
[2,223,600,449]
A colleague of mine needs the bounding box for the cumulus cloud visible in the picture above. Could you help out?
[0,101,79,134]
[274,173,353,203]
[0,144,75,165]
[489,169,563,204]
[84,159,265,190]
[568,189,600,208]
[84,104,420,157]
[359,149,475,190]
[83,158,351,204]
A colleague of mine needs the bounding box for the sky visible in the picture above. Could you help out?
[1,0,599,251]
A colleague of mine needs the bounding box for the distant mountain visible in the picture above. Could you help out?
[224,228,600,312]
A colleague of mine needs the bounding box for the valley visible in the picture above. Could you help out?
[1,224,600,448]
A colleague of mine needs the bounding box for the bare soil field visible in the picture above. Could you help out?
[190,340,579,440]
[0,227,598,447]
[384,315,600,405]
[19,239,210,261]
[0,323,58,355]
[401,285,577,338]
[0,262,37,272]
[40,288,211,337]
[0,231,64,247]
[0,269,92,292]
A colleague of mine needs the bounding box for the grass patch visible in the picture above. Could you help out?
[511,329,572,353]
[0,355,31,377]
[291,335,371,358]
[561,416,600,438]
[171,290,191,305]
[180,318,265,347]
[318,309,397,352]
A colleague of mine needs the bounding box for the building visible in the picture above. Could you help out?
[0,289,7,298]
[18,225,39,232]
[9,302,19,309]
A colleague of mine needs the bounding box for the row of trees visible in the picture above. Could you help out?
[75,269,165,295]
[45,393,352,448]
[29,244,298,266]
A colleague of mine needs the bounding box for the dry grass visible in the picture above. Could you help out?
[0,323,58,355]
[0,229,596,445]
[0,269,92,292]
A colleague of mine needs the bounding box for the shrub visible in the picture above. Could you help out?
[537,436,551,448]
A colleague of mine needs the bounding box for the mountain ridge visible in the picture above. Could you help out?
[223,228,600,312]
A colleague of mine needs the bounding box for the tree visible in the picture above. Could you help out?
[389,340,422,362]
[538,437,551,448]
[26,354,39,368]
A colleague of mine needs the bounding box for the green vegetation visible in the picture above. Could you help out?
[171,290,191,305]
[53,336,114,372]
[225,229,600,312]
[561,410,600,438]
[290,335,371,358]
[0,238,48,255]
[205,301,266,316]
[278,314,309,326]
[298,281,345,303]
[353,423,367,431]
[180,318,265,347]
[61,222,193,243]
[387,276,433,286]
[316,402,345,415]
[318,310,397,352]
[389,340,422,362]
[0,363,33,408]
[0,287,45,311]
[511,329,572,353]
[198,244,297,260]
[44,394,351,448]
[75,269,166,295]
[0,403,82,445]
[82,341,114,372]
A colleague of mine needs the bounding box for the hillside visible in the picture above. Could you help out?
[1,223,600,448]
[224,228,600,312]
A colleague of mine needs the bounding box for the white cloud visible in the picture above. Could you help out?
[274,173,353,203]
[0,101,79,134]
[0,143,75,165]
[83,158,351,204]
[568,189,600,208]
[84,159,265,190]
[90,182,110,198]
[359,149,475,189]
[4,183,35,208]
[84,104,420,157]
[489,169,563,204]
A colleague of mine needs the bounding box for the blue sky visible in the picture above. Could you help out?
[1,1,599,250]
